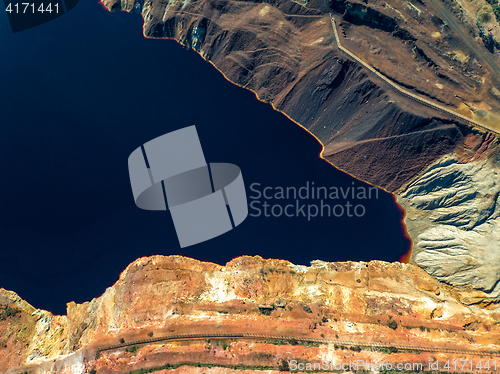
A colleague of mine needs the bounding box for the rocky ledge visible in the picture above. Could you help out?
[2,255,500,373]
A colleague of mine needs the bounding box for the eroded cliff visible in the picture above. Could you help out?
[2,256,500,373]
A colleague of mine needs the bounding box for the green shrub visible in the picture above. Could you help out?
[278,359,290,371]
[220,339,230,350]
[478,5,492,23]
[493,5,500,21]
[0,305,21,320]
[259,308,272,316]
[126,345,139,354]
[388,320,398,330]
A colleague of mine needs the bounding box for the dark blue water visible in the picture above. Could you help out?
[0,1,410,315]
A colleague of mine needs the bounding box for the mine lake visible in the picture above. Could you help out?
[0,1,410,314]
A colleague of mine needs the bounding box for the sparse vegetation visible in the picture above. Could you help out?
[119,338,125,344]
[388,346,399,354]
[266,338,320,348]
[303,305,312,313]
[278,359,290,371]
[0,305,21,320]
[367,346,399,354]
[258,306,273,316]
[478,5,492,23]
[301,340,320,348]
[126,345,139,354]
[204,338,212,350]
[217,339,230,350]
[267,338,291,345]
[494,6,500,20]
[486,0,500,18]
[127,363,277,374]
[388,320,398,330]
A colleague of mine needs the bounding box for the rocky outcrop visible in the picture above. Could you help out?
[2,255,500,373]
[398,133,500,306]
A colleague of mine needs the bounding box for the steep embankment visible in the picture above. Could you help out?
[102,0,482,191]
[2,256,500,373]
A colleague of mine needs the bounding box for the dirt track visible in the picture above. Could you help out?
[97,332,500,357]
[427,0,500,84]
[329,14,500,136]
